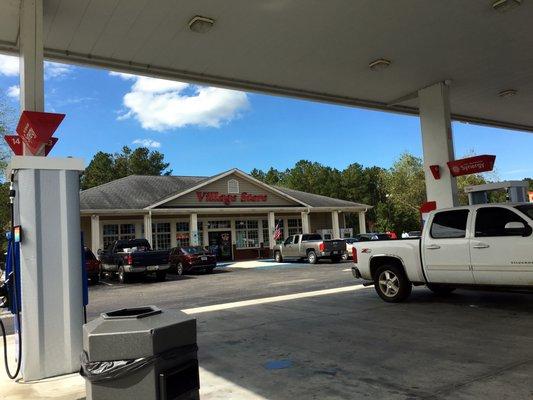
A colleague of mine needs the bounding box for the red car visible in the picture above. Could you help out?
[169,246,217,276]
[84,247,101,284]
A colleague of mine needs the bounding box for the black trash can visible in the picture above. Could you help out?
[81,306,199,400]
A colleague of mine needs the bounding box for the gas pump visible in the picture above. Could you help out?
[0,179,22,379]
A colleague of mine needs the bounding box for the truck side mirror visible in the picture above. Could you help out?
[504,221,529,236]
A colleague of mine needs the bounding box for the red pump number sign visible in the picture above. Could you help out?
[4,111,64,156]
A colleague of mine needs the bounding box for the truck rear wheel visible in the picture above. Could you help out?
[374,264,412,302]
[307,250,318,265]
[274,251,283,263]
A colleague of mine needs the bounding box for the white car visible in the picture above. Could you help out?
[352,203,533,302]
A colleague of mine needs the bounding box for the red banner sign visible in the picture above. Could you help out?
[15,111,64,155]
[196,191,268,205]
[44,137,59,156]
[447,155,496,177]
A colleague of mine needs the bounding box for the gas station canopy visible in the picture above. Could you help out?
[1,0,533,132]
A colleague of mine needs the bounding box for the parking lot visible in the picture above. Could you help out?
[82,261,533,400]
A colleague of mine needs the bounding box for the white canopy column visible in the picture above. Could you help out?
[419,82,458,209]
[19,0,44,155]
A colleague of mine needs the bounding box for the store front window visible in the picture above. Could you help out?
[236,220,259,248]
[152,222,171,250]
[287,218,302,236]
[103,223,136,250]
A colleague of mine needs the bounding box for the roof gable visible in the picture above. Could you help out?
[151,169,307,209]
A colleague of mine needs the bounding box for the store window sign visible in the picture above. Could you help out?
[196,191,267,205]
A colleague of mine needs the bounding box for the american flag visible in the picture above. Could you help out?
[273,221,282,241]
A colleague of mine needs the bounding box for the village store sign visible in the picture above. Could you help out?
[196,191,268,205]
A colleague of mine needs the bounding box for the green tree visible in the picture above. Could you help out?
[81,146,171,189]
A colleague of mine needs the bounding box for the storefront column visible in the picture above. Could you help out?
[358,211,367,234]
[301,211,310,234]
[90,215,100,251]
[170,219,177,248]
[268,212,275,249]
[190,213,198,246]
[331,211,341,238]
[144,212,153,246]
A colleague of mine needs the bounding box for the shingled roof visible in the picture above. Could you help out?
[80,173,370,210]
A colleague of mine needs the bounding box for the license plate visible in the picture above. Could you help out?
[201,256,207,261]
[147,265,159,271]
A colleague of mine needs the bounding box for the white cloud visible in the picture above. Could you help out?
[133,138,161,148]
[0,54,19,76]
[0,54,72,78]
[6,85,20,99]
[110,72,249,131]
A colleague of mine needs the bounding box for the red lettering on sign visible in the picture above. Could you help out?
[195,191,267,205]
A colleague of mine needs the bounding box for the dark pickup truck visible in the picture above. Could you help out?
[98,239,170,283]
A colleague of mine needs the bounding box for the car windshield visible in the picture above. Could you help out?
[345,238,356,244]
[516,204,533,219]
[182,246,207,255]
[374,234,391,240]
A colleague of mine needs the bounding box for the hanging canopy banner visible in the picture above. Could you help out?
[447,155,496,177]
[15,111,65,155]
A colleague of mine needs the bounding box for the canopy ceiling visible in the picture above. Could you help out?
[1,0,532,131]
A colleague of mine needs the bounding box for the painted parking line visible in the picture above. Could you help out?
[342,268,352,272]
[182,284,371,315]
[269,278,316,286]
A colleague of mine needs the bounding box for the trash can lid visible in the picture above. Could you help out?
[83,307,196,362]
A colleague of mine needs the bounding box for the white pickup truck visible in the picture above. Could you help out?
[352,203,533,302]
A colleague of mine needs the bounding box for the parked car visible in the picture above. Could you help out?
[342,233,392,260]
[351,203,533,302]
[273,234,346,264]
[98,238,170,284]
[84,247,101,285]
[169,246,217,275]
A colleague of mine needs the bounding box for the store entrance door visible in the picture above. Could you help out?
[208,231,233,261]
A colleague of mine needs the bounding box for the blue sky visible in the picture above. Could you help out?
[1,54,532,180]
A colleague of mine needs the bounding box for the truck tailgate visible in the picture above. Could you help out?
[130,251,169,267]
[324,240,346,252]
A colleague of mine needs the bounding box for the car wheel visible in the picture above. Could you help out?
[118,266,130,284]
[374,264,412,303]
[427,284,456,296]
[176,263,184,276]
[92,274,100,285]
[155,271,167,282]
[274,251,283,263]
[307,250,318,265]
